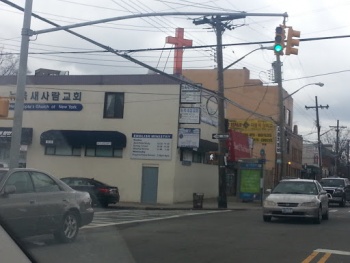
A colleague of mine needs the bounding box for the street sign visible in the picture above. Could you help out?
[212,133,229,139]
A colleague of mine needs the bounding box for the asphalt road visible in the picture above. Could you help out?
[22,204,350,263]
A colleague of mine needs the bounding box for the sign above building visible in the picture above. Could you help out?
[178,128,200,148]
[179,107,200,124]
[180,83,201,104]
[229,119,275,144]
[131,133,172,160]
[9,103,83,111]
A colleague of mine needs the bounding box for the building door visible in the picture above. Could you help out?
[141,167,158,204]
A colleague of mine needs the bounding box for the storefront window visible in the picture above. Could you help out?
[85,146,123,158]
[45,145,81,156]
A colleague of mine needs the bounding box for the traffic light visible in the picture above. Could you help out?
[285,27,300,55]
[274,25,285,55]
[0,98,9,117]
[207,151,219,165]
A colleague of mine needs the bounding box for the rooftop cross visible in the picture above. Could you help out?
[166,28,193,75]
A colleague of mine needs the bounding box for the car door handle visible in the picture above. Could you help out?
[29,200,35,204]
[62,199,69,202]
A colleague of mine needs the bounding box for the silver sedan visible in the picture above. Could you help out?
[262,179,329,224]
[0,168,94,243]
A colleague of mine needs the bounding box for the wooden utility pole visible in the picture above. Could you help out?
[305,96,329,178]
[193,13,287,208]
[329,120,347,176]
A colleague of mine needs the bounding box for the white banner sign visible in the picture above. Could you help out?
[131,133,172,160]
[178,128,200,148]
[179,107,201,124]
[180,83,201,104]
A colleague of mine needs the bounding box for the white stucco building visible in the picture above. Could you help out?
[0,72,220,204]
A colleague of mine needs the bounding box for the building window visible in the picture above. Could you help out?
[85,146,123,158]
[45,144,81,156]
[104,92,124,119]
[285,108,291,126]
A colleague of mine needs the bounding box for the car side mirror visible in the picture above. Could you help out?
[320,190,327,195]
[265,189,272,194]
[3,185,16,195]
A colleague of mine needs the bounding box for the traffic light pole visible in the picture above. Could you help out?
[276,54,285,182]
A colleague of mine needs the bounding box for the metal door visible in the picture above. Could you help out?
[141,167,158,204]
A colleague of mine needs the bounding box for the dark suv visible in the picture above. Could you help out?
[320,177,350,207]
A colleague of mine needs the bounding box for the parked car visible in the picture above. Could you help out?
[60,177,120,207]
[320,177,350,207]
[262,179,329,224]
[0,168,94,243]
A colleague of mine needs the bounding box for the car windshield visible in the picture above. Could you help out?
[320,179,345,188]
[272,181,318,195]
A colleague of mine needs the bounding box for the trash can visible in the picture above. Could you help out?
[193,193,204,209]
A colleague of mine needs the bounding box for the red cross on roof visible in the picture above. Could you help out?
[166,28,193,75]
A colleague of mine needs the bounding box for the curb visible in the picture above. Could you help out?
[108,205,262,211]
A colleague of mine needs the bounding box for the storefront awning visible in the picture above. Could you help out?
[40,130,127,148]
[197,139,218,152]
[0,127,33,145]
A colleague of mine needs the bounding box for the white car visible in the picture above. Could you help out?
[262,179,329,224]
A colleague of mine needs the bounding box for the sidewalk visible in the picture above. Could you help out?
[112,196,263,211]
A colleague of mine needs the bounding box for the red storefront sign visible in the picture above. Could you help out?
[226,129,251,161]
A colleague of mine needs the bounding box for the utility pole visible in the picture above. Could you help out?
[347,140,350,178]
[305,96,329,179]
[194,14,245,208]
[9,0,33,169]
[329,120,347,176]
[193,13,287,208]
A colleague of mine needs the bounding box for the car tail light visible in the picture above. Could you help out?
[98,188,109,194]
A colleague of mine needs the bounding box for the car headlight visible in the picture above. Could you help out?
[334,188,344,193]
[263,200,277,207]
[300,201,318,207]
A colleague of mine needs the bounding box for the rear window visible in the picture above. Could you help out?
[320,179,345,187]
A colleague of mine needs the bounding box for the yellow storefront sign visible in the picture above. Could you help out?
[228,119,275,144]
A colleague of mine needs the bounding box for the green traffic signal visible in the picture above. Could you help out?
[274,26,285,55]
[274,44,283,52]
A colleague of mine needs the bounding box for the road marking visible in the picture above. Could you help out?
[315,249,350,256]
[317,253,331,263]
[302,249,350,262]
[301,251,319,263]
[329,209,337,213]
[83,210,231,229]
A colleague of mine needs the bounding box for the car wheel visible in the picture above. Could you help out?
[100,201,109,208]
[263,215,271,222]
[340,197,346,207]
[54,211,80,243]
[322,209,329,220]
[313,207,322,224]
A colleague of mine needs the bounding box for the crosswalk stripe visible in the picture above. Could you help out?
[82,210,231,229]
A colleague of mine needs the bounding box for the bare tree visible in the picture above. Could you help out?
[322,128,350,168]
[0,47,19,76]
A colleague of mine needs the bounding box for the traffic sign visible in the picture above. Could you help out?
[212,133,229,139]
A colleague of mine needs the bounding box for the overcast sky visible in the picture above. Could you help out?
[1,0,350,143]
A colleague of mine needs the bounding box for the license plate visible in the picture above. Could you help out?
[282,208,293,214]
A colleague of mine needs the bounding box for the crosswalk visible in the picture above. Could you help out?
[82,209,230,229]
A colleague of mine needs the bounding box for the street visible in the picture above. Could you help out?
[22,205,350,263]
